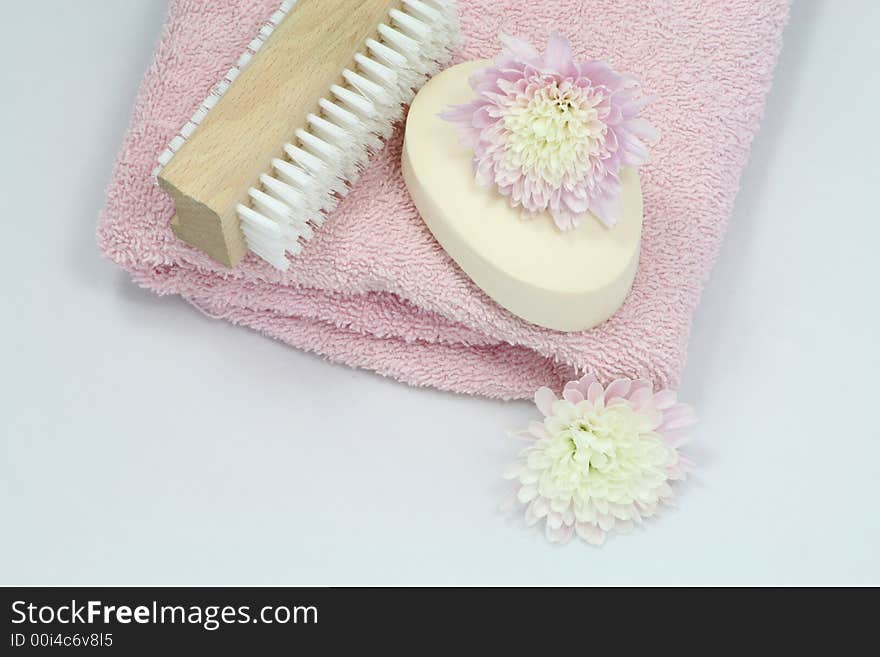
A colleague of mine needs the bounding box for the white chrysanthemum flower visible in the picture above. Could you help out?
[441,32,658,230]
[505,374,696,546]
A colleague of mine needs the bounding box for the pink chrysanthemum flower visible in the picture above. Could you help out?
[504,374,696,546]
[442,32,658,230]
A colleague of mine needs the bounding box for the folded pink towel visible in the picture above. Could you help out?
[98,0,789,400]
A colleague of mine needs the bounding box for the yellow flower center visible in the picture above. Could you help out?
[502,81,606,187]
[532,400,675,506]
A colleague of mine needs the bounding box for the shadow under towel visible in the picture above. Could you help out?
[98,0,790,400]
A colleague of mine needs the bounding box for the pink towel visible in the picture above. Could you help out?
[98,0,790,400]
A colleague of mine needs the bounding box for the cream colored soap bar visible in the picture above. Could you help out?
[402,61,643,332]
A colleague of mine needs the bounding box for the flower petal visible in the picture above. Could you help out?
[678,454,697,473]
[532,496,550,519]
[562,385,585,404]
[652,389,678,410]
[534,386,557,416]
[597,513,615,531]
[628,386,653,410]
[501,463,523,480]
[589,186,623,228]
[499,33,540,62]
[604,378,631,401]
[660,428,692,448]
[587,381,605,404]
[543,32,577,77]
[524,502,542,527]
[546,521,574,544]
[628,379,652,396]
[623,117,659,143]
[659,405,698,434]
[528,420,550,440]
[575,522,607,546]
[517,484,538,504]
[575,373,597,396]
[615,520,634,534]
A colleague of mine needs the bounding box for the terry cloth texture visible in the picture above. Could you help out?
[98,0,790,400]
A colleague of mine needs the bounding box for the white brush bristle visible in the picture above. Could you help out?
[155,0,461,271]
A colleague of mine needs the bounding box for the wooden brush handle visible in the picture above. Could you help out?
[159,0,401,267]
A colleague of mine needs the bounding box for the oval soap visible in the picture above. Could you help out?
[402,60,643,332]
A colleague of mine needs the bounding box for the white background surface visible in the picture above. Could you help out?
[1,1,878,585]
